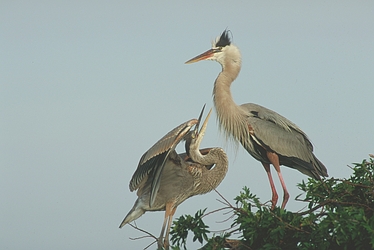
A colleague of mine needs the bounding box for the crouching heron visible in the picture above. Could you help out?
[119,107,228,249]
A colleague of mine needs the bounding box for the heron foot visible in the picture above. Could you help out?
[156,237,170,250]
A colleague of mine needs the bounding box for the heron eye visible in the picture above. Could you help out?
[215,47,222,53]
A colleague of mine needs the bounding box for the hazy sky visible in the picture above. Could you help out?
[2,1,373,249]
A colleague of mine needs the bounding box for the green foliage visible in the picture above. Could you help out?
[170,208,209,250]
[170,158,374,249]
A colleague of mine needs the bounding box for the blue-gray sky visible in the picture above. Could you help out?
[2,1,373,249]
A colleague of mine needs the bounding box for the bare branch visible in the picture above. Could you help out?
[128,223,158,247]
[214,188,234,208]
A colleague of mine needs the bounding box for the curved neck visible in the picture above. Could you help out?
[189,147,227,167]
[212,51,249,145]
[189,148,228,193]
[213,44,242,117]
[213,71,239,118]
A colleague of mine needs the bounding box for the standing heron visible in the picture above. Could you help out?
[119,107,228,249]
[186,30,328,210]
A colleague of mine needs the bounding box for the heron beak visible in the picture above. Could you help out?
[196,108,212,144]
[194,104,206,135]
[185,49,216,64]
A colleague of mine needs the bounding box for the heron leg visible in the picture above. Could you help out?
[158,202,175,250]
[266,152,290,209]
[158,203,173,249]
[163,206,177,250]
[277,171,290,209]
[262,162,278,210]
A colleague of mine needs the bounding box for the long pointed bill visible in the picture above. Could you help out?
[195,108,212,146]
[194,104,206,134]
[185,49,216,64]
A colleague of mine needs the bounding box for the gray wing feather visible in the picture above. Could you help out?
[249,116,313,162]
[241,103,327,177]
[128,119,198,207]
[139,120,194,165]
[242,104,311,139]
[241,103,313,155]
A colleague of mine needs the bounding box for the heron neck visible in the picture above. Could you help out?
[213,57,249,145]
[202,148,228,178]
[189,148,228,194]
[213,71,238,113]
[213,48,242,115]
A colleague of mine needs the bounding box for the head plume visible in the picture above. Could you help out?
[213,30,232,48]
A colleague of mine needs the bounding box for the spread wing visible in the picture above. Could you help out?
[128,118,198,207]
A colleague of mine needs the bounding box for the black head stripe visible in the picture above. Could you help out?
[216,30,231,47]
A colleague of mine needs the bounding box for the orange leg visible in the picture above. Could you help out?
[163,206,177,250]
[266,152,290,209]
[158,202,174,249]
[262,162,278,210]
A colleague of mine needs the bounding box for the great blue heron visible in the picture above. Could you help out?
[119,107,228,249]
[186,30,328,210]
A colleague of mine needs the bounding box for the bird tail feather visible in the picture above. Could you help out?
[313,154,328,177]
[119,204,145,228]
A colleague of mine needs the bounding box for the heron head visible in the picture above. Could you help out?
[185,106,212,156]
[185,29,232,64]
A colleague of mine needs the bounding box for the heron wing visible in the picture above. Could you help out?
[249,116,313,161]
[128,119,198,207]
[241,103,313,149]
[139,119,197,166]
[241,103,326,177]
